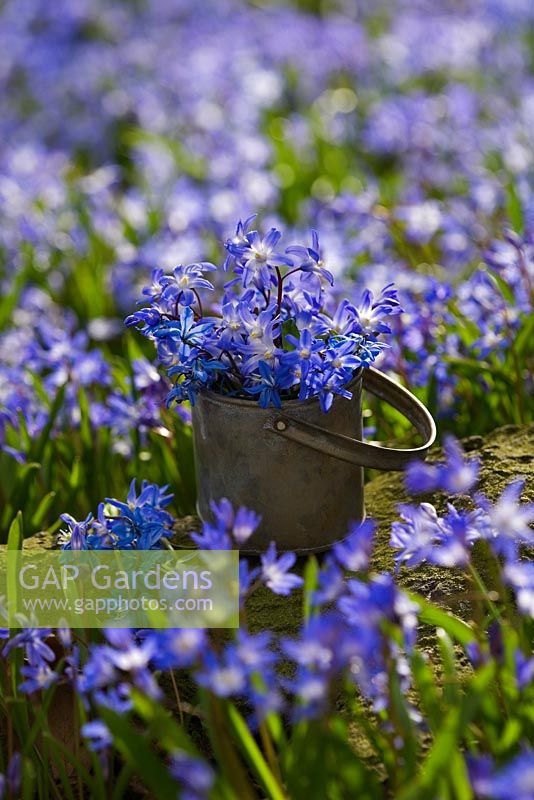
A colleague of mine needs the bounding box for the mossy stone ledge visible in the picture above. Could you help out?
[23,423,534,635]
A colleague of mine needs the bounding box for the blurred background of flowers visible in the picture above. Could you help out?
[1,4,534,799]
[0,0,532,535]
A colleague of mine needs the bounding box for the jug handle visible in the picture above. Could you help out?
[263,366,436,471]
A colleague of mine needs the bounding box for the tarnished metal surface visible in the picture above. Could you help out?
[264,366,436,470]
[192,372,365,554]
[191,367,436,554]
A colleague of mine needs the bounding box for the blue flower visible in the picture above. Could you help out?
[18,662,59,694]
[226,227,293,289]
[81,720,112,752]
[405,436,479,495]
[286,230,334,285]
[169,751,214,800]
[479,479,534,561]
[4,754,21,799]
[58,512,93,550]
[352,283,401,336]
[333,519,376,572]
[244,361,283,408]
[209,498,262,545]
[127,217,395,412]
[239,559,261,601]
[468,749,534,800]
[233,630,277,674]
[282,668,330,720]
[149,629,206,670]
[391,502,482,569]
[160,262,216,308]
[260,542,303,596]
[106,479,175,550]
[313,557,345,605]
[103,629,161,699]
[196,650,247,697]
[3,628,55,666]
[310,368,353,413]
[504,562,534,618]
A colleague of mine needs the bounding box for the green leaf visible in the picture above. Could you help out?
[42,732,96,792]
[131,688,199,754]
[30,383,67,464]
[303,555,319,621]
[45,743,77,800]
[199,690,258,800]
[514,313,534,360]
[411,593,475,645]
[485,268,516,305]
[436,628,461,707]
[397,664,494,800]
[1,462,40,533]
[410,651,442,732]
[442,356,513,388]
[504,180,524,233]
[77,387,93,450]
[21,756,37,800]
[99,707,180,800]
[225,703,286,800]
[284,717,381,799]
[448,752,474,800]
[7,510,23,551]
[30,491,56,530]
[0,266,30,330]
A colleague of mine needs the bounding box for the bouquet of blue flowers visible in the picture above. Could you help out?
[126,215,401,412]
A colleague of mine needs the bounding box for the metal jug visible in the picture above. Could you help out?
[191,367,436,553]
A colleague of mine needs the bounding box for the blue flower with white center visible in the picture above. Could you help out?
[2,628,55,666]
[226,227,294,289]
[81,721,112,753]
[286,229,334,285]
[260,542,304,596]
[218,300,245,348]
[208,498,262,545]
[169,751,214,800]
[140,268,166,303]
[196,651,247,697]
[504,562,534,618]
[281,328,323,383]
[160,262,216,308]
[244,361,284,408]
[479,479,534,561]
[105,478,175,550]
[282,668,330,720]
[233,630,277,673]
[310,368,353,413]
[352,283,401,336]
[333,519,376,572]
[103,629,161,699]
[149,629,206,670]
[391,502,482,569]
[405,435,480,496]
[58,512,93,550]
[128,216,396,409]
[18,662,59,694]
[468,749,534,800]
